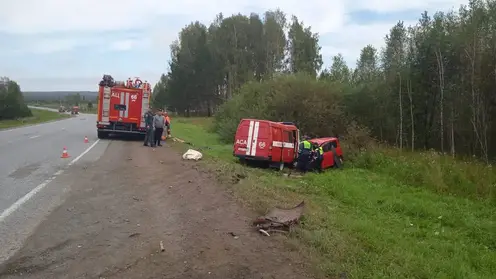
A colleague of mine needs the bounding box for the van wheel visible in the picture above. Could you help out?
[333,154,342,168]
[331,147,342,169]
[278,162,284,171]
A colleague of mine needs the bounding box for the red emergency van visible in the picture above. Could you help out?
[233,119,300,170]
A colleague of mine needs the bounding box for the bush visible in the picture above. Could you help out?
[0,78,32,120]
[214,74,368,143]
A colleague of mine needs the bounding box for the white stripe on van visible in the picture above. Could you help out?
[250,121,260,156]
[273,141,295,148]
[246,120,254,155]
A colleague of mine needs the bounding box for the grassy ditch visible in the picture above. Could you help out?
[0,108,70,130]
[170,117,496,279]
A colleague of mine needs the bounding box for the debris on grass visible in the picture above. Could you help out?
[253,201,305,235]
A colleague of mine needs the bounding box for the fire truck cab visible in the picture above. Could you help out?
[71,106,79,115]
[96,75,152,139]
[233,119,300,170]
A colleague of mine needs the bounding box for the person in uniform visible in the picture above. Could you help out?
[297,135,313,173]
[313,143,324,172]
[143,108,155,147]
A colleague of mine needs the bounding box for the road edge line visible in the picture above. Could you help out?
[0,138,101,223]
[68,139,100,166]
[0,180,52,223]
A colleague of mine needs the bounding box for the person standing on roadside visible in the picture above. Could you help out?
[164,111,171,138]
[153,109,165,146]
[143,108,155,147]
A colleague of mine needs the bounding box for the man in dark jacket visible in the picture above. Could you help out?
[143,108,155,147]
[153,110,165,146]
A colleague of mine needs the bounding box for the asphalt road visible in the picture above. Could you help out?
[0,109,109,263]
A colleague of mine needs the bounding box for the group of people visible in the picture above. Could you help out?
[143,108,171,147]
[296,136,324,173]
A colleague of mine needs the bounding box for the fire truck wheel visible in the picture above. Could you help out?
[97,131,108,139]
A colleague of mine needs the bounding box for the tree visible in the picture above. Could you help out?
[382,21,407,148]
[286,16,323,76]
[0,77,32,120]
[65,93,81,106]
[320,54,351,83]
[156,2,496,161]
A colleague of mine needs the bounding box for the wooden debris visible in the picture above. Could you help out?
[258,229,270,236]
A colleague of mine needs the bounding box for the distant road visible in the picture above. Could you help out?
[27,105,59,112]
[0,109,109,262]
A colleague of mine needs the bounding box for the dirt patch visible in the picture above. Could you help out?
[0,141,316,279]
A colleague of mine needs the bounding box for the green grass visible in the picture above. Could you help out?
[0,108,70,130]
[170,117,496,279]
[352,148,496,203]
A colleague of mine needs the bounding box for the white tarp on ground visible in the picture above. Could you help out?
[182,149,202,161]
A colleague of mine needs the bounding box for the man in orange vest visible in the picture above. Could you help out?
[164,111,171,138]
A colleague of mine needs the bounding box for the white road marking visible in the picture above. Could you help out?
[29,135,40,139]
[0,179,52,223]
[0,139,100,223]
[68,139,100,166]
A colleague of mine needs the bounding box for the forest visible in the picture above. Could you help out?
[152,0,496,161]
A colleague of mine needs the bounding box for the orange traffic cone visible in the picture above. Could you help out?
[61,147,70,158]
[84,136,89,143]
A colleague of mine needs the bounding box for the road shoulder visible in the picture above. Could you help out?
[0,140,315,279]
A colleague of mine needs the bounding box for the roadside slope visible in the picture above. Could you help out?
[169,117,496,278]
[0,140,315,279]
[0,108,69,130]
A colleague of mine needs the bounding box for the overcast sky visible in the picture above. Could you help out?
[0,0,467,91]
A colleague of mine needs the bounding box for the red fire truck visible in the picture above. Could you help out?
[96,75,152,139]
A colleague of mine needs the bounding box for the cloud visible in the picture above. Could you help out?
[0,0,245,35]
[350,0,467,13]
[320,20,419,66]
[0,0,466,34]
[108,40,139,51]
[0,0,468,90]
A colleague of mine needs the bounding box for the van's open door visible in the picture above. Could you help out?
[295,129,300,155]
[281,130,295,163]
